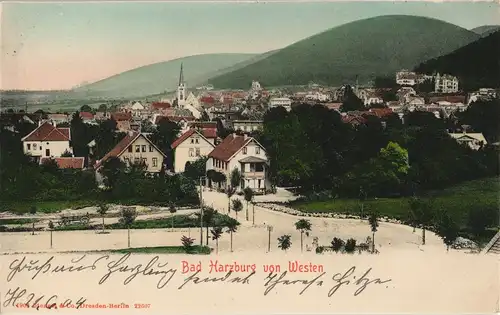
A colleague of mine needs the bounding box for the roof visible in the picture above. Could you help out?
[168,116,196,123]
[188,121,217,129]
[429,95,466,104]
[239,156,266,163]
[208,134,252,162]
[21,122,70,142]
[111,112,132,121]
[48,114,69,119]
[449,133,487,143]
[151,102,171,110]
[200,96,215,104]
[79,112,94,120]
[171,128,217,149]
[95,132,166,169]
[369,108,393,118]
[40,157,84,169]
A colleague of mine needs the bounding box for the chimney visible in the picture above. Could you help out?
[243,134,248,140]
[232,133,236,138]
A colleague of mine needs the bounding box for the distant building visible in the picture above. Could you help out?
[171,128,217,173]
[435,73,459,93]
[269,97,292,111]
[396,70,418,86]
[232,120,263,132]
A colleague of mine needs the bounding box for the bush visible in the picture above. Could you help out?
[331,237,345,252]
[344,238,357,253]
[316,246,325,254]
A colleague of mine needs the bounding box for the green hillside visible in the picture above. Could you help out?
[74,53,258,98]
[414,31,500,91]
[471,25,500,36]
[208,15,480,89]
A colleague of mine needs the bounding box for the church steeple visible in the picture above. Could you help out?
[179,63,184,86]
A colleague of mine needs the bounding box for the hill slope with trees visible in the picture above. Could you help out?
[208,15,480,89]
[414,31,500,91]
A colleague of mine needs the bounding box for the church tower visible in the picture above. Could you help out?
[177,63,186,107]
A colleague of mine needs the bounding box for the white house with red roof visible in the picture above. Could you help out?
[40,157,85,169]
[21,121,72,160]
[206,133,269,192]
[171,128,217,173]
[94,132,166,173]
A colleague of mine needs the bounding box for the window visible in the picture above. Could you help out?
[141,158,147,164]
[33,143,37,149]
[189,148,194,157]
[190,138,194,144]
[256,147,260,154]
[195,138,199,144]
[128,146,133,152]
[124,158,130,165]
[141,145,146,152]
[258,179,262,188]
[242,147,247,155]
[27,144,31,150]
[149,145,153,152]
[135,145,140,152]
[152,157,158,167]
[195,148,200,156]
[255,163,264,172]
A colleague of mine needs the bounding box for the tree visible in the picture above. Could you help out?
[232,199,243,219]
[467,206,498,239]
[96,203,109,234]
[408,197,434,245]
[230,168,241,190]
[80,104,93,113]
[340,85,365,112]
[331,237,344,252]
[374,76,398,89]
[48,220,54,248]
[30,206,37,235]
[277,234,292,252]
[169,203,177,231]
[435,210,459,251]
[202,207,216,245]
[381,89,398,102]
[151,118,181,170]
[243,187,254,222]
[294,219,312,252]
[414,78,435,94]
[60,150,73,157]
[359,186,367,218]
[181,235,195,253]
[344,238,357,253]
[368,211,379,253]
[100,157,126,190]
[119,208,137,248]
[184,156,208,181]
[226,220,238,252]
[211,226,223,254]
[97,104,108,112]
[226,187,235,213]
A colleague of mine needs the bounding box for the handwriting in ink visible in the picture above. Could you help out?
[178,270,256,290]
[3,286,86,310]
[329,266,392,297]
[263,271,326,296]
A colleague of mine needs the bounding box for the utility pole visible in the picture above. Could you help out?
[199,177,204,246]
[267,225,273,253]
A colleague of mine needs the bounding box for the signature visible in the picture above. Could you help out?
[178,270,256,290]
[264,266,392,296]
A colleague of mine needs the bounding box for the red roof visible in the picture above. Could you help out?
[171,128,217,149]
[369,108,393,118]
[200,96,215,104]
[111,112,132,121]
[79,112,94,120]
[41,157,84,169]
[95,132,166,169]
[208,134,252,162]
[342,115,367,125]
[22,122,70,142]
[151,102,171,110]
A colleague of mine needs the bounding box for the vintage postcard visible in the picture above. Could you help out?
[1,0,499,314]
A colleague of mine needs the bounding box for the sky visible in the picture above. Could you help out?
[1,1,499,91]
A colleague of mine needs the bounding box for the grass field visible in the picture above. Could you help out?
[0,200,99,214]
[291,177,499,228]
[0,218,39,225]
[106,246,211,254]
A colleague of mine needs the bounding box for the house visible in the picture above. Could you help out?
[269,97,292,111]
[435,73,459,93]
[151,102,171,111]
[231,120,263,133]
[396,70,418,86]
[95,112,111,121]
[94,132,166,173]
[21,121,72,161]
[171,128,217,173]
[131,102,144,111]
[206,133,270,192]
[40,157,85,169]
[449,132,487,150]
[79,112,95,123]
[47,113,70,125]
[111,112,132,132]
